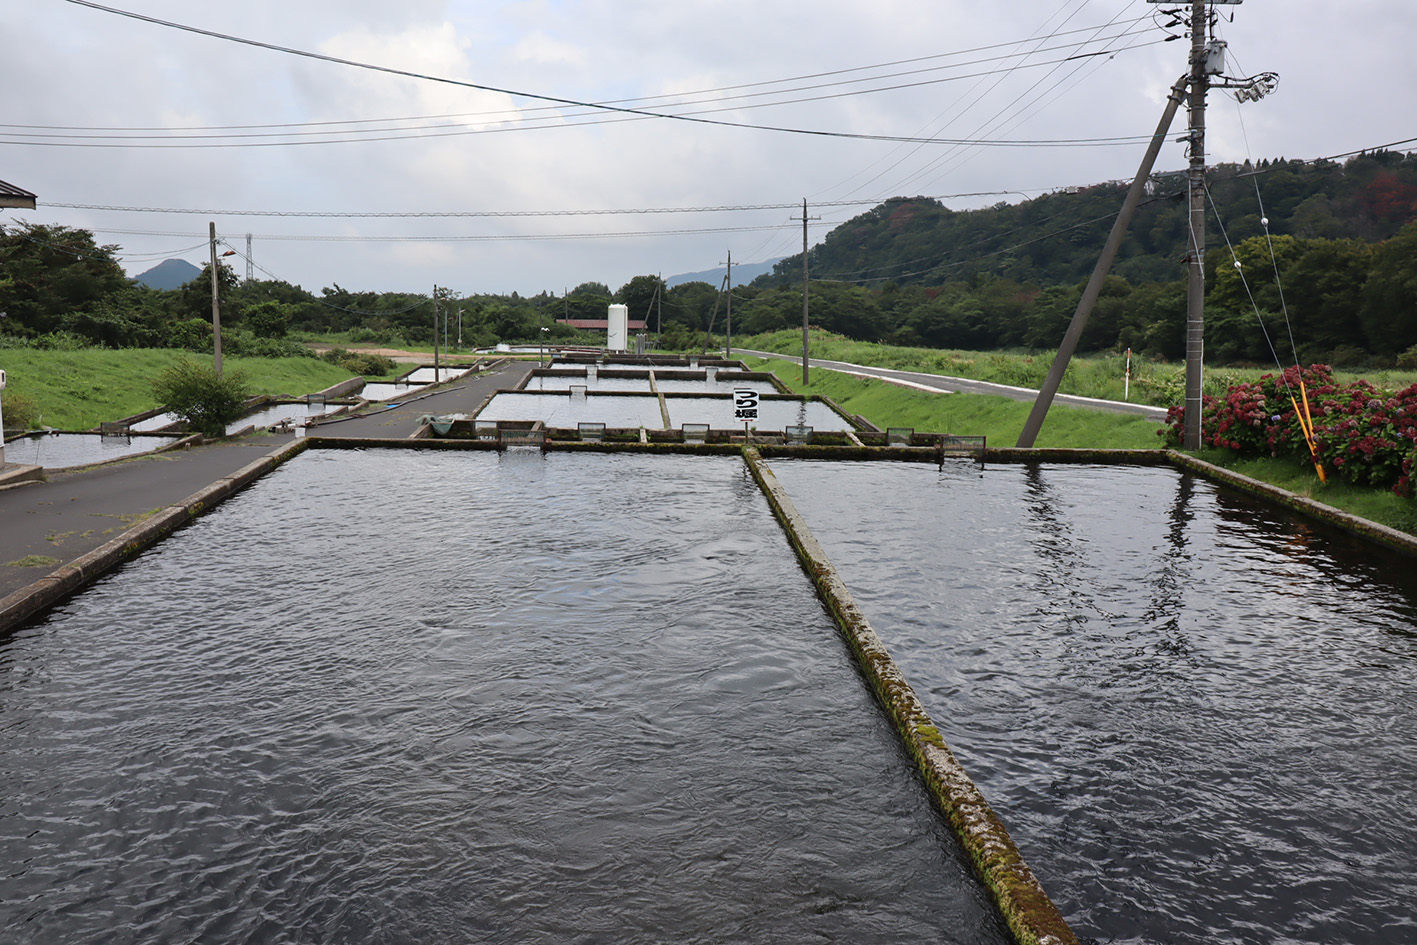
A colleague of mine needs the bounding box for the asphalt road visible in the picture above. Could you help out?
[734,348,1168,421]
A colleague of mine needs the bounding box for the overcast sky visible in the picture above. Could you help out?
[4,0,1414,297]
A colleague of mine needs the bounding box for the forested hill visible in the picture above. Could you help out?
[754,150,1417,290]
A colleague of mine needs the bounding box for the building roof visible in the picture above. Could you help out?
[556,318,649,330]
[0,179,37,210]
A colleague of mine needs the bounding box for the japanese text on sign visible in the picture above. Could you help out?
[733,388,759,422]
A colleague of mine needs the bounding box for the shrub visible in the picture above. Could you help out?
[320,348,396,377]
[1160,365,1417,496]
[151,358,252,437]
[2,390,41,432]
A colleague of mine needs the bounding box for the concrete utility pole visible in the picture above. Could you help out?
[209,221,223,379]
[1015,75,1189,447]
[432,284,440,372]
[725,250,732,358]
[801,199,811,384]
[1182,0,1217,450]
[245,233,253,282]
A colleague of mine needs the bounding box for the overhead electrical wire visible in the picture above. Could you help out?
[40,191,1039,218]
[3,17,1157,138]
[42,0,1160,150]
[885,0,1149,198]
[78,223,831,244]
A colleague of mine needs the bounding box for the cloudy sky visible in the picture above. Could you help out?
[4,0,1414,297]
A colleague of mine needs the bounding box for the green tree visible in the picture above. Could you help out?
[245,300,291,339]
[616,275,662,326]
[176,262,241,325]
[1361,220,1417,354]
[0,222,130,338]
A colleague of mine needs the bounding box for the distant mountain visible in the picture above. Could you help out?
[667,258,782,288]
[133,258,201,290]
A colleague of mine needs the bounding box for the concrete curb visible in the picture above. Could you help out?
[743,447,1078,945]
[0,438,310,635]
[1165,450,1417,557]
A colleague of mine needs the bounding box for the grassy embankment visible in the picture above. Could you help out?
[743,339,1417,536]
[738,329,1417,405]
[0,349,355,431]
[745,356,1162,449]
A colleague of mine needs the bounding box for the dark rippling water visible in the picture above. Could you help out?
[769,458,1417,945]
[0,450,1008,945]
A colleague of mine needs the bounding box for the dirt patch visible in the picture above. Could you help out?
[307,345,430,362]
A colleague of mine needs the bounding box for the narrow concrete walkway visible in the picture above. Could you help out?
[734,348,1167,421]
[0,360,535,600]
[0,436,295,599]
[312,360,533,438]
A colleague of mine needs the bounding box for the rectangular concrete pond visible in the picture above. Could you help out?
[225,401,336,435]
[522,373,654,392]
[359,380,426,401]
[0,450,1010,945]
[474,391,667,429]
[766,458,1417,945]
[2,431,182,468]
[664,396,854,432]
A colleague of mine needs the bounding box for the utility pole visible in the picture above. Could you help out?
[209,221,222,379]
[244,233,253,282]
[1152,0,1245,447]
[1182,0,1216,450]
[656,272,663,349]
[725,249,732,358]
[1016,1,1265,448]
[432,285,440,373]
[801,199,812,384]
[1016,74,1188,447]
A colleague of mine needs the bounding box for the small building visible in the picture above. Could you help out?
[0,179,37,210]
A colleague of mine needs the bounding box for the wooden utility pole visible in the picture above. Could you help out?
[209,221,222,379]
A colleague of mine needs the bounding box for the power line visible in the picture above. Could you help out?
[48,0,1157,150]
[3,17,1155,137]
[40,191,1042,218]
[80,223,833,243]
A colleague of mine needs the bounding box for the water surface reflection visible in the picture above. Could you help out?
[771,459,1417,945]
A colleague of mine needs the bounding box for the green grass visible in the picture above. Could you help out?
[739,329,1417,407]
[748,356,1164,449]
[0,349,356,431]
[1198,453,1417,535]
[749,355,1417,535]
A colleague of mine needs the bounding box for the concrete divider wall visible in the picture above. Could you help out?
[742,447,1079,945]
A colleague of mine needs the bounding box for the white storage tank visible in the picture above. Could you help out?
[606,303,629,352]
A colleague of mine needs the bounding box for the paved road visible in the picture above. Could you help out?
[734,348,1167,421]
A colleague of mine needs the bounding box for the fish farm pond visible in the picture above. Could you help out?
[2,447,1414,945]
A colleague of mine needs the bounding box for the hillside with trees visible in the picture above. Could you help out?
[3,150,1415,367]
[735,150,1417,364]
